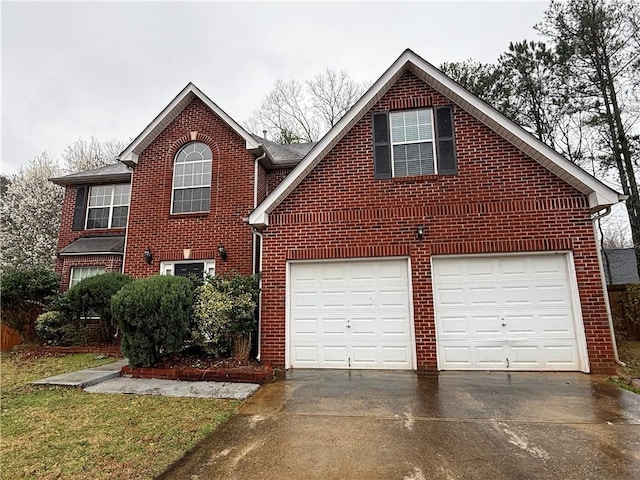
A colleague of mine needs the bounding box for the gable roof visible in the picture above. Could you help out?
[118,82,261,166]
[249,49,623,227]
[50,162,131,186]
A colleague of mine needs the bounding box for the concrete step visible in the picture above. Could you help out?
[31,359,128,388]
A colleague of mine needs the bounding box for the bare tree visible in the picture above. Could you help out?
[62,136,127,173]
[599,211,633,249]
[247,69,367,143]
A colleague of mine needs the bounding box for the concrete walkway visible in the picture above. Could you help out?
[32,359,260,400]
[31,359,129,388]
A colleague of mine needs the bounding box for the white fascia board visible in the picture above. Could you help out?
[117,83,259,165]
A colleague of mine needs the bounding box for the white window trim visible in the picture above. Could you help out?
[160,260,215,277]
[85,184,130,229]
[390,108,437,177]
[170,143,213,215]
[69,266,106,288]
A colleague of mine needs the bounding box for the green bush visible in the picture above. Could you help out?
[65,272,132,344]
[35,311,72,346]
[192,273,259,360]
[112,275,193,367]
[1,267,60,340]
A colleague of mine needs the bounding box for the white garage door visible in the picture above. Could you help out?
[289,259,413,369]
[432,253,588,371]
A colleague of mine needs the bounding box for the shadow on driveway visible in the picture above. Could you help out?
[159,370,640,480]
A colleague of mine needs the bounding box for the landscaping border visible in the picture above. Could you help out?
[121,362,274,384]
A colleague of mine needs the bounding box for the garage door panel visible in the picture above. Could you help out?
[323,346,349,364]
[439,345,474,367]
[470,287,499,305]
[351,290,375,307]
[293,318,317,335]
[290,259,413,369]
[379,317,411,335]
[292,346,319,364]
[539,314,575,335]
[433,254,585,371]
[503,286,533,305]
[436,287,465,306]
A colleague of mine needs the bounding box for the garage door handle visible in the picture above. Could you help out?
[501,322,507,327]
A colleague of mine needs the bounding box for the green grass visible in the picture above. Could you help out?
[1,351,240,479]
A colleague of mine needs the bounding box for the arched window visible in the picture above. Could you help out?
[171,142,212,213]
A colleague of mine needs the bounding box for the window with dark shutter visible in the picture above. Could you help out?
[373,113,391,179]
[435,106,457,175]
[72,186,88,231]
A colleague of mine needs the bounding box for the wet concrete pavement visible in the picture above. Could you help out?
[160,370,640,480]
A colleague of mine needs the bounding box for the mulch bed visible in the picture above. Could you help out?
[121,352,274,384]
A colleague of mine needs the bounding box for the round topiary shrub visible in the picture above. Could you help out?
[65,272,132,344]
[111,275,193,367]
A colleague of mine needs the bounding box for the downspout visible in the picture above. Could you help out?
[253,150,267,361]
[254,228,264,361]
[120,162,134,275]
[592,206,625,367]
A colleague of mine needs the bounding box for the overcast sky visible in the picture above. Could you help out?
[1,0,549,176]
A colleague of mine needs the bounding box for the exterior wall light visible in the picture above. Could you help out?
[218,244,228,262]
[143,246,153,264]
[416,226,425,241]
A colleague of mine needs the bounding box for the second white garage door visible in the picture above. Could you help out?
[432,253,588,372]
[289,259,413,369]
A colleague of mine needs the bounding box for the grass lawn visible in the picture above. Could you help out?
[1,351,240,479]
[612,339,640,394]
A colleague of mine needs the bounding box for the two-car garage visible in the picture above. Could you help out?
[287,253,589,372]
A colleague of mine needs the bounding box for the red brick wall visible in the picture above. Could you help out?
[57,255,123,290]
[123,97,256,278]
[267,168,293,194]
[259,72,615,373]
[55,184,127,290]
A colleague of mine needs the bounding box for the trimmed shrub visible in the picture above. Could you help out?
[192,273,259,360]
[65,272,132,344]
[35,311,72,346]
[1,267,60,340]
[112,275,193,367]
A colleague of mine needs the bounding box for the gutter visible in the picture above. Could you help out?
[592,206,625,367]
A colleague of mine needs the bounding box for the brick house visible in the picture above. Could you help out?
[52,49,623,373]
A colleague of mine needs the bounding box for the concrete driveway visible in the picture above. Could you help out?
[160,370,640,480]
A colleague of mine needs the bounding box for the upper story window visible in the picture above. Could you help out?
[373,106,456,179]
[172,142,212,214]
[86,184,130,229]
[390,109,435,176]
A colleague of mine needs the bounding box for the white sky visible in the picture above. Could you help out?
[0,0,550,175]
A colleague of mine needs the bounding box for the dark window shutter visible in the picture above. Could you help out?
[373,113,391,179]
[72,186,88,231]
[435,106,457,175]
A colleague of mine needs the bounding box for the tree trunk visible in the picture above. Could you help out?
[232,333,251,363]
